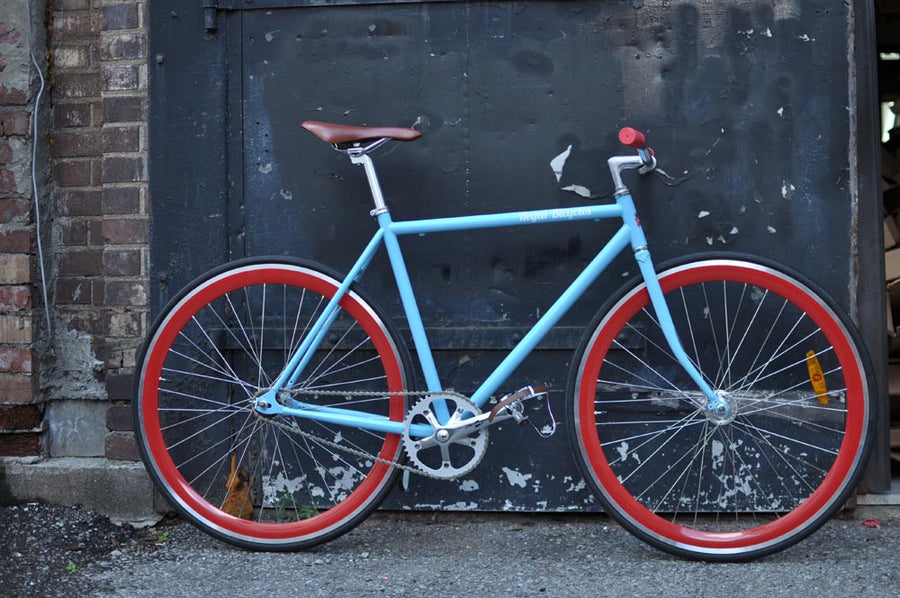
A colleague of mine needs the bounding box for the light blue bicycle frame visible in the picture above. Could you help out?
[254,149,724,436]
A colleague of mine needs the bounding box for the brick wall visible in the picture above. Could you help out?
[0,0,43,457]
[98,0,147,461]
[49,0,147,461]
[0,0,149,462]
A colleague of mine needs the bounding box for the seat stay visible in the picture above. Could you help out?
[259,229,387,402]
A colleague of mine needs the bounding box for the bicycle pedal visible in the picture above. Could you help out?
[488,385,549,422]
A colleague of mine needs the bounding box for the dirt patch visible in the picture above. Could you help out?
[0,502,175,597]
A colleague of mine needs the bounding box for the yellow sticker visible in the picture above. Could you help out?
[806,350,829,405]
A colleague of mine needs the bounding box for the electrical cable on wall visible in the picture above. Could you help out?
[24,0,52,333]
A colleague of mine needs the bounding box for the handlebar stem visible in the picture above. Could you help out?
[607,154,648,195]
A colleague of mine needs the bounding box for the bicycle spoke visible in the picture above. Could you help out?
[720,285,766,390]
[605,337,705,407]
[622,314,716,397]
[658,420,716,515]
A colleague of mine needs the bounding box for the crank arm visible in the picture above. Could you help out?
[411,386,551,447]
[414,409,494,448]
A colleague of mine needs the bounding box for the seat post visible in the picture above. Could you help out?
[349,150,389,217]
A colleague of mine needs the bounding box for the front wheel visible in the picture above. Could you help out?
[134,258,411,550]
[569,256,874,561]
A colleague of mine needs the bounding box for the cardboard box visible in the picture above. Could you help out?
[886,216,900,249]
[889,290,896,336]
[886,247,900,281]
[889,362,900,395]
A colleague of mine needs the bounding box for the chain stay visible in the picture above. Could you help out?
[258,388,472,479]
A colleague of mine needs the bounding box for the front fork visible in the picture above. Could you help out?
[617,192,728,417]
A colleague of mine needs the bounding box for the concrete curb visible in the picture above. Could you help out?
[855,479,900,521]
[0,457,166,527]
[1,457,898,527]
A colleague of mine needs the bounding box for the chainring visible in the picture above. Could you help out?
[402,393,488,479]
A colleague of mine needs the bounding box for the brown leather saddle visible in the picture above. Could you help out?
[302,120,421,149]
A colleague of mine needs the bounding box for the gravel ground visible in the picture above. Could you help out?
[2,503,898,598]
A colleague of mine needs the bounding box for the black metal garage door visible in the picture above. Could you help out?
[149,0,887,509]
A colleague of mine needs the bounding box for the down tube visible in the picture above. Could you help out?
[469,225,633,408]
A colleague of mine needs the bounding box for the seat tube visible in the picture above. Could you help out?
[377,213,452,422]
[352,152,449,420]
[377,214,442,391]
[351,153,443,394]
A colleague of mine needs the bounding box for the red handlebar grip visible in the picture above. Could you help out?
[619,127,646,149]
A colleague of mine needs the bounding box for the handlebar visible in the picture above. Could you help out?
[608,127,657,189]
[618,127,646,149]
[618,126,656,170]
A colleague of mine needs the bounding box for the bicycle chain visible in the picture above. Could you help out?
[253,388,474,480]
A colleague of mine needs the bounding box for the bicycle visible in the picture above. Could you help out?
[133,121,875,561]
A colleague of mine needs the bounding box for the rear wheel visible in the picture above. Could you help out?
[569,257,874,560]
[134,258,410,550]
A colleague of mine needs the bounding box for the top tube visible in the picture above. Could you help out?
[388,204,624,236]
